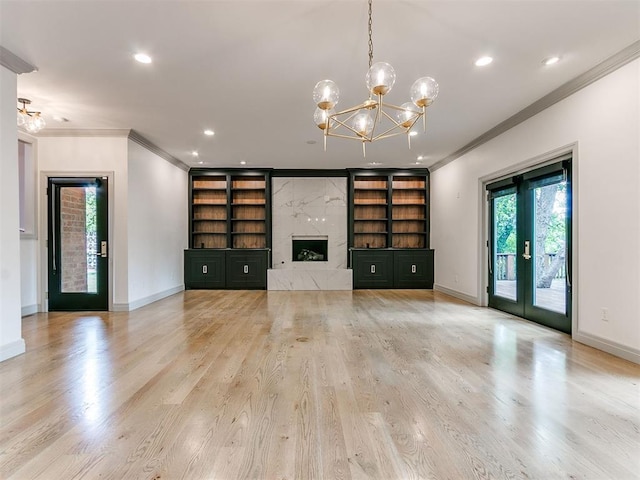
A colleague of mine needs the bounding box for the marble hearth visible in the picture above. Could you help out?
[267,177,352,290]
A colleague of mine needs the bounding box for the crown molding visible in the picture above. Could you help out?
[31,128,189,171]
[128,130,189,172]
[35,128,131,137]
[0,46,37,74]
[430,40,640,172]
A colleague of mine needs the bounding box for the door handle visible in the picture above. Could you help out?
[100,241,108,258]
[411,264,416,274]
[523,240,531,260]
[202,265,208,274]
[370,264,376,274]
[243,265,249,274]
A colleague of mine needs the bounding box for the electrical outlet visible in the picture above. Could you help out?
[601,308,609,322]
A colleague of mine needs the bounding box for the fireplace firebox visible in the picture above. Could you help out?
[292,236,328,262]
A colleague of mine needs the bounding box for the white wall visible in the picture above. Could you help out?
[19,133,39,316]
[37,135,129,307]
[20,239,38,315]
[0,65,26,361]
[431,59,640,361]
[125,140,188,310]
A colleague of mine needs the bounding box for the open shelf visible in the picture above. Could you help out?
[189,171,269,250]
[350,171,429,251]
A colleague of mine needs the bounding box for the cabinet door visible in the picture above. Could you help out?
[184,250,226,289]
[352,250,394,288]
[394,250,434,288]
[226,250,267,289]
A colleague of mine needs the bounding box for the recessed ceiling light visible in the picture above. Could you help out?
[204,129,215,136]
[134,53,152,64]
[368,162,382,166]
[191,151,199,157]
[543,56,560,66]
[417,155,424,160]
[409,131,418,137]
[475,56,493,67]
[197,161,204,165]
[240,161,246,165]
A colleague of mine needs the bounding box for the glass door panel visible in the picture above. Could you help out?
[532,180,567,314]
[59,186,98,294]
[493,191,517,301]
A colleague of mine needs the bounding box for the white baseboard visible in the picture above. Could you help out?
[0,339,26,362]
[113,285,184,312]
[21,304,38,317]
[434,283,481,306]
[574,331,640,365]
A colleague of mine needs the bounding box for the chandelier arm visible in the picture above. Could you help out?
[379,108,405,126]
[332,102,372,117]
[378,100,421,113]
[326,132,373,142]
[372,131,412,142]
[405,117,421,131]
[373,93,383,134]
[331,120,369,138]
[380,108,420,129]
[370,108,420,140]
[329,110,362,134]
[371,123,409,141]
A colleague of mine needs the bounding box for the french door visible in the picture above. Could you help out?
[488,159,572,333]
[47,177,109,311]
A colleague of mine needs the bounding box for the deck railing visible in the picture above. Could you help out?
[495,253,565,280]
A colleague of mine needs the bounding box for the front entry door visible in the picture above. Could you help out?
[47,177,109,311]
[488,159,572,333]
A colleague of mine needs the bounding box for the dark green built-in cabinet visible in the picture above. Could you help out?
[348,169,434,289]
[184,168,433,290]
[184,169,271,290]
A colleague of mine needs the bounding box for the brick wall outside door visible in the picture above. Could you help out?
[60,187,87,292]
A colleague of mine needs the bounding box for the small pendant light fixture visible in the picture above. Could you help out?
[17,98,46,134]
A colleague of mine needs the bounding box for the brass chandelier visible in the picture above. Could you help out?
[17,98,46,134]
[313,0,439,156]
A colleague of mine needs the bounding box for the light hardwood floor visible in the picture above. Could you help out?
[1,290,639,479]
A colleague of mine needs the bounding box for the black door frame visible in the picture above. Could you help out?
[486,157,572,333]
[46,175,110,311]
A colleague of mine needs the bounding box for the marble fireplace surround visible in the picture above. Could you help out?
[267,177,353,290]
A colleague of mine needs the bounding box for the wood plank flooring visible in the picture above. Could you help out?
[1,290,639,479]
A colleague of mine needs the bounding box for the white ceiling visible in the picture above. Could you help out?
[2,0,639,170]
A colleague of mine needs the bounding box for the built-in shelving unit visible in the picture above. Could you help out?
[353,175,389,248]
[348,169,433,289]
[350,171,429,249]
[188,171,270,250]
[191,175,228,249]
[391,175,428,248]
[186,169,271,290]
[231,176,267,249]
